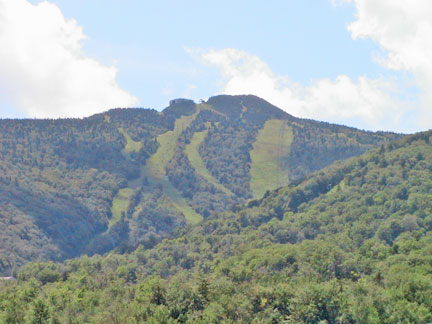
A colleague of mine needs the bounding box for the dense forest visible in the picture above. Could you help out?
[0,95,401,274]
[3,130,432,323]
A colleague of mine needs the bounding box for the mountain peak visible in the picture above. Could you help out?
[206,94,292,123]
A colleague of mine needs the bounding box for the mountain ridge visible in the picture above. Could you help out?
[0,94,402,274]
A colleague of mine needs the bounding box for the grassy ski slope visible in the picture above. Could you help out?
[250,119,293,199]
[185,128,233,196]
[109,188,135,228]
[144,112,203,224]
[118,128,142,153]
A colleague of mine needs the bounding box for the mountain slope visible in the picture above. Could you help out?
[0,95,401,274]
[119,131,432,278]
[3,130,432,323]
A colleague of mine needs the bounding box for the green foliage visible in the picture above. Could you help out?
[2,130,431,323]
[31,299,50,324]
[0,94,400,276]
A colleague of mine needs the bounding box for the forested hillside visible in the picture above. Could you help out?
[2,129,432,323]
[0,95,401,274]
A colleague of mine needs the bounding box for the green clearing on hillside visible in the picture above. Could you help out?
[109,188,135,228]
[198,103,227,117]
[327,179,347,195]
[118,128,142,153]
[108,128,140,228]
[250,119,293,199]
[185,129,233,196]
[144,112,203,224]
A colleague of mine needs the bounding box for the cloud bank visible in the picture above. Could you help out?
[345,0,432,130]
[190,48,408,131]
[0,0,137,118]
[190,0,432,132]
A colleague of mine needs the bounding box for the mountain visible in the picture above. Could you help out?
[0,95,401,274]
[2,128,431,323]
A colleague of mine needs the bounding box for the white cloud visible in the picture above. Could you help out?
[189,1,432,133]
[189,48,409,131]
[0,0,137,118]
[342,0,432,129]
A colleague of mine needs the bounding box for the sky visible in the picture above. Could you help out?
[0,0,431,133]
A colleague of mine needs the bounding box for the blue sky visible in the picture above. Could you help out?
[41,0,381,107]
[1,0,432,133]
